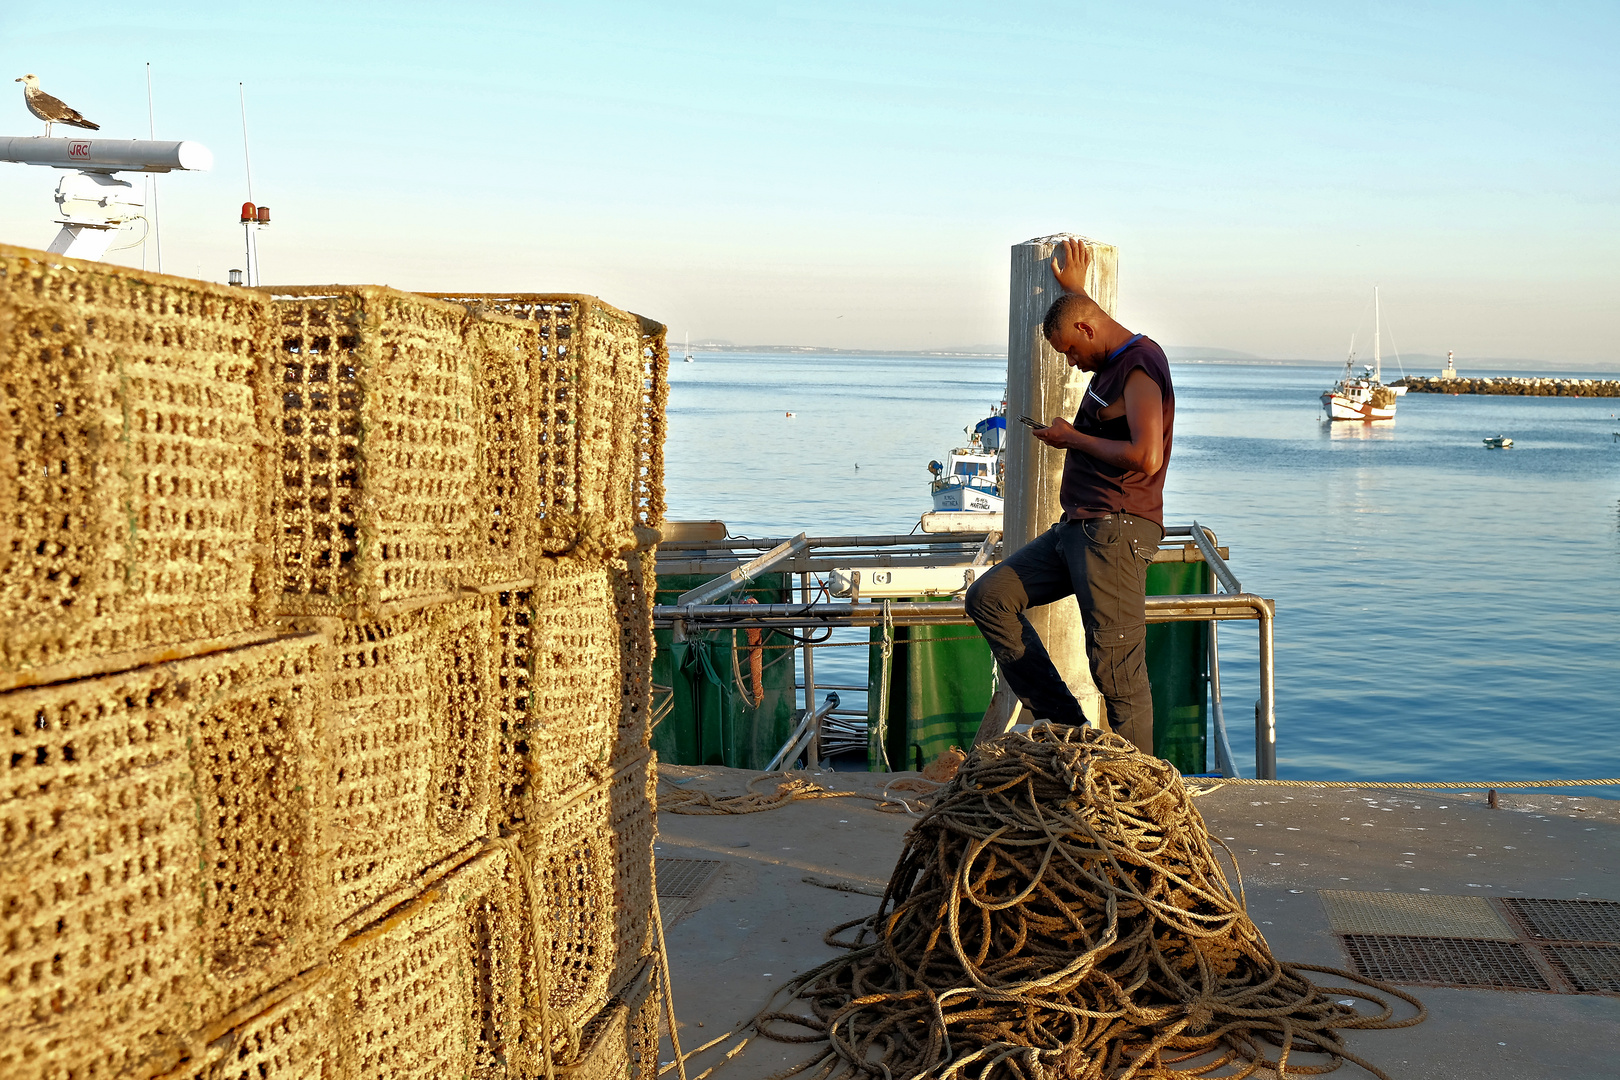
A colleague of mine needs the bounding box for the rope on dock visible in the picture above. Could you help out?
[657,771,935,815]
[751,726,1424,1080]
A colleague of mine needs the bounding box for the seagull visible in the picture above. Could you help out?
[16,74,99,136]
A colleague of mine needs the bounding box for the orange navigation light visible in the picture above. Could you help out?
[239,201,256,223]
[256,205,270,223]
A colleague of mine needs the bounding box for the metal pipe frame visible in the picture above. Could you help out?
[659,532,993,551]
[655,536,1226,580]
[674,532,809,607]
[1208,622,1238,779]
[1187,521,1243,595]
[654,593,1277,780]
[654,594,1271,628]
[1188,520,1245,778]
[1257,615,1277,780]
[766,692,841,772]
[801,573,819,768]
[656,546,1225,578]
[655,524,1275,779]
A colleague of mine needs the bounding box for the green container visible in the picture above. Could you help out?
[866,607,995,773]
[1144,560,1212,774]
[866,560,1211,775]
[651,573,798,769]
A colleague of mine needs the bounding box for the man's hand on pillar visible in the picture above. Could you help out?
[1051,237,1092,297]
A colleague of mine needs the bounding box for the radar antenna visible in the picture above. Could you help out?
[0,135,212,261]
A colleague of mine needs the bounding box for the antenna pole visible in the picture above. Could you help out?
[1373,286,1382,383]
[239,83,254,202]
[146,63,162,273]
[239,83,258,285]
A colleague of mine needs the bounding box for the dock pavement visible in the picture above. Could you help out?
[654,764,1619,1079]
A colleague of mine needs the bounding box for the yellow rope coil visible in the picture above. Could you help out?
[751,727,1424,1080]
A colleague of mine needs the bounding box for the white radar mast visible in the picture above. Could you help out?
[0,136,212,261]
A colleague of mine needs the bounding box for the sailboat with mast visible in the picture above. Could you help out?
[1321,287,1398,421]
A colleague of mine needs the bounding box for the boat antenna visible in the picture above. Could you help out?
[238,82,254,203]
[145,63,162,273]
[1373,285,1382,383]
[236,82,266,286]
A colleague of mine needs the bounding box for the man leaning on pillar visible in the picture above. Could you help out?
[964,238,1175,755]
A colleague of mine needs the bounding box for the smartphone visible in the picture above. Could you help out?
[1018,415,1048,430]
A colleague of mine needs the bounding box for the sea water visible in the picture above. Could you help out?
[665,354,1620,785]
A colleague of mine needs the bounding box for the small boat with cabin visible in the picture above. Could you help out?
[928,404,1005,513]
[1322,287,1399,421]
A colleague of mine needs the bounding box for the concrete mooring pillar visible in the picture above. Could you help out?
[1000,233,1120,724]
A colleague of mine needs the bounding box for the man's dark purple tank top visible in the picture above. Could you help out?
[1058,335,1175,524]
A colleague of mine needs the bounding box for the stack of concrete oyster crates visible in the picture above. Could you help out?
[0,245,668,1080]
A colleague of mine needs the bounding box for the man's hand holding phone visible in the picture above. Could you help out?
[1029,415,1078,449]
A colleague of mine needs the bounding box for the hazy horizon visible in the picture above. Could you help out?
[683,342,1620,373]
[1,3,1614,364]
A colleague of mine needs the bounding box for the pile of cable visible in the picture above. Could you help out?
[754,725,1424,1080]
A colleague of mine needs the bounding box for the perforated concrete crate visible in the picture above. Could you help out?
[265,286,477,616]
[521,779,617,1059]
[323,596,496,931]
[464,311,537,587]
[557,957,660,1080]
[190,634,334,1014]
[334,846,523,1080]
[0,244,271,687]
[611,550,658,765]
[491,562,621,828]
[169,968,337,1080]
[609,749,659,993]
[0,634,328,1080]
[419,292,669,555]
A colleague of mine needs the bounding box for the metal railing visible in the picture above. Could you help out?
[653,524,1276,779]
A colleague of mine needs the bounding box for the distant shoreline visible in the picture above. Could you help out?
[681,345,1620,377]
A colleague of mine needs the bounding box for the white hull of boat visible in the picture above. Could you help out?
[1322,390,1395,422]
[931,485,1003,513]
[1324,288,1400,421]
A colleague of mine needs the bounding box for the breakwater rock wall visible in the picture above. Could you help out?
[1399,376,1620,397]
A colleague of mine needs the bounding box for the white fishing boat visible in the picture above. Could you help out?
[1322,288,1398,421]
[1483,435,1513,449]
[928,403,1005,513]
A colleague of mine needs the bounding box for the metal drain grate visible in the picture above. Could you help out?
[1341,934,1551,991]
[657,858,725,899]
[1542,944,1620,993]
[1501,899,1620,944]
[1320,890,1515,939]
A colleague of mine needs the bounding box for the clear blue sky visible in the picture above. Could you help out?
[2,2,1615,364]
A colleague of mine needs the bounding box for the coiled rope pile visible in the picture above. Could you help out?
[752,726,1424,1080]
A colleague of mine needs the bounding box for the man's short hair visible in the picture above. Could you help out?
[1042,293,1098,341]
